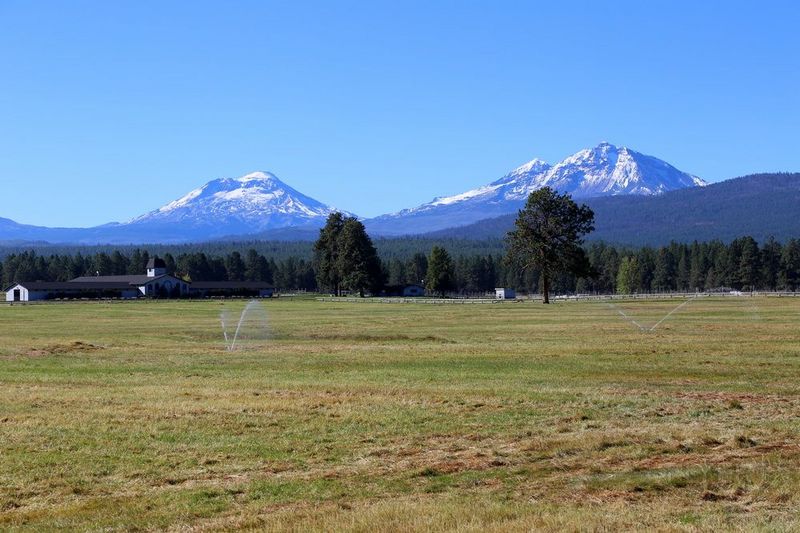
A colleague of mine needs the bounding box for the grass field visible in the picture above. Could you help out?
[1,296,799,531]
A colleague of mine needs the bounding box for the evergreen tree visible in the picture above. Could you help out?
[405,253,428,285]
[779,239,800,290]
[313,212,346,295]
[425,246,455,297]
[616,256,639,294]
[386,258,406,286]
[128,249,144,274]
[653,248,676,291]
[111,250,129,275]
[336,218,382,297]
[688,242,706,291]
[736,236,760,290]
[505,188,594,303]
[92,252,113,276]
[597,245,620,293]
[676,248,690,291]
[244,249,272,282]
[225,251,246,281]
[760,237,782,290]
[163,253,177,276]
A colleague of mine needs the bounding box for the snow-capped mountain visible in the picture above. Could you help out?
[366,142,706,235]
[0,171,352,244]
[536,142,706,196]
[0,146,708,244]
[126,171,349,235]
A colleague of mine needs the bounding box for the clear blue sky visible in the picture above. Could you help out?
[1,0,798,227]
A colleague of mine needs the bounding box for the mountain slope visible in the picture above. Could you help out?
[126,171,350,237]
[366,142,704,236]
[0,171,351,244]
[421,173,800,245]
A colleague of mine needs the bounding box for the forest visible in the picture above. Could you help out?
[2,236,799,295]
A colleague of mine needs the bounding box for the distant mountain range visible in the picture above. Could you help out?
[365,142,705,235]
[422,173,800,245]
[0,143,796,246]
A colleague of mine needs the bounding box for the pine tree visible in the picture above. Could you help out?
[425,246,455,297]
[688,242,706,291]
[386,258,406,286]
[128,249,144,275]
[616,256,639,294]
[111,251,129,275]
[336,218,382,297]
[760,237,782,290]
[225,252,246,281]
[405,253,428,285]
[736,237,760,291]
[676,248,690,291]
[244,249,271,282]
[653,248,677,292]
[505,187,594,303]
[92,253,113,276]
[779,239,800,290]
[163,253,177,276]
[313,212,346,295]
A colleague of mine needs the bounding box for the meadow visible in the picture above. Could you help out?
[1,296,799,531]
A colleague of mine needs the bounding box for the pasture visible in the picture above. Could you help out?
[1,297,799,531]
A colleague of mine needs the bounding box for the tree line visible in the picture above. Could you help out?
[4,236,799,295]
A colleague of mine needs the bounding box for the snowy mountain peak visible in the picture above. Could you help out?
[366,143,707,235]
[508,157,549,176]
[126,170,350,236]
[543,142,707,196]
[238,170,277,181]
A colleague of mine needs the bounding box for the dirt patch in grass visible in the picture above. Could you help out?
[305,333,455,343]
[23,341,105,357]
[674,391,794,405]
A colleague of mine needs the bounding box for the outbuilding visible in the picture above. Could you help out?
[382,284,426,297]
[495,287,516,300]
[5,281,141,301]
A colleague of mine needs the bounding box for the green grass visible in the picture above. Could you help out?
[1,297,800,531]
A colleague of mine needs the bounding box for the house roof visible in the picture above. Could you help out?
[189,281,274,289]
[6,277,271,292]
[6,281,137,291]
[69,274,183,285]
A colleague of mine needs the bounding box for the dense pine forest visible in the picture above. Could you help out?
[3,236,799,295]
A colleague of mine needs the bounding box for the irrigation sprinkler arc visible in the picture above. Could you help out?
[220,300,269,351]
[606,296,697,333]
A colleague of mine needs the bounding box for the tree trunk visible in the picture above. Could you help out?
[541,272,550,304]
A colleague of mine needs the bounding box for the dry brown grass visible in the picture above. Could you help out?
[1,296,799,530]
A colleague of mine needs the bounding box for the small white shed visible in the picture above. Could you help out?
[495,287,516,300]
[6,283,28,301]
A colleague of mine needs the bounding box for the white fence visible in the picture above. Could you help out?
[317,291,799,304]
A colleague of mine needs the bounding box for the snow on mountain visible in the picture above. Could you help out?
[366,143,705,235]
[0,146,707,243]
[126,171,351,236]
[535,142,705,197]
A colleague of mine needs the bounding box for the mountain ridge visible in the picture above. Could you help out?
[0,143,736,245]
[365,142,705,235]
[420,173,800,245]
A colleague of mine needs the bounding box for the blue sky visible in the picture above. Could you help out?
[1,0,798,226]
